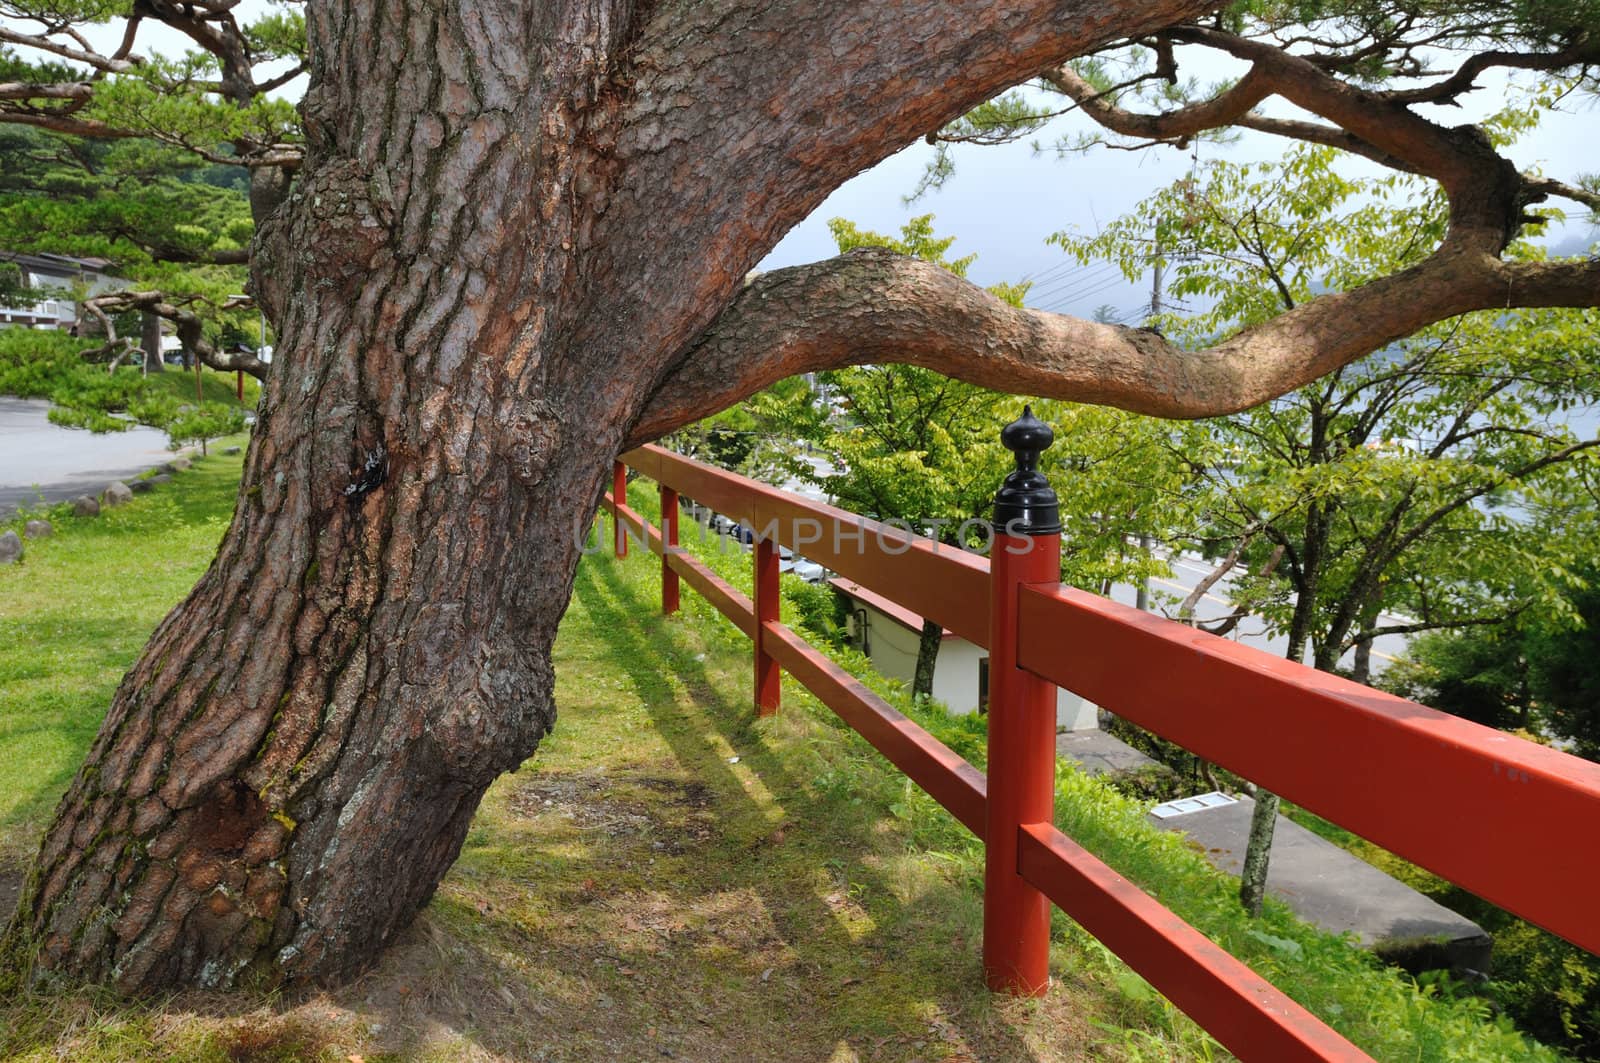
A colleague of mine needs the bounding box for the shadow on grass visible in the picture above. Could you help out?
[0,527,1061,1062]
[568,555,1042,1061]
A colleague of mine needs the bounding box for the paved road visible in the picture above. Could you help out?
[0,397,174,517]
[1105,549,1411,673]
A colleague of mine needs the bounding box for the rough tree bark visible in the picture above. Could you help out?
[912,618,942,702]
[140,313,164,375]
[8,0,1600,993]
[3,0,1215,991]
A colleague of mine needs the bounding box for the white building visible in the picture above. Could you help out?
[831,577,1099,729]
[0,252,122,330]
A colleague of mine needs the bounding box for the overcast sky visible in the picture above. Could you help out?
[37,4,1600,323]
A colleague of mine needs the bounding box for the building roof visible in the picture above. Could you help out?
[0,251,117,276]
[828,577,957,641]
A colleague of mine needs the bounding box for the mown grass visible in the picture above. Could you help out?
[0,464,1571,1061]
[141,364,263,409]
[0,439,248,869]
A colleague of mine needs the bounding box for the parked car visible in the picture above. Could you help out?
[787,558,827,583]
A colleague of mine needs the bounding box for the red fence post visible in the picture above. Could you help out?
[754,534,781,715]
[613,460,628,558]
[984,406,1062,996]
[661,485,680,614]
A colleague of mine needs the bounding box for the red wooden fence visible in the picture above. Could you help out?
[604,443,1600,1062]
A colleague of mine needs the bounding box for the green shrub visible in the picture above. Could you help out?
[0,327,255,448]
[0,327,86,398]
[781,577,848,648]
[164,402,246,454]
[46,404,129,433]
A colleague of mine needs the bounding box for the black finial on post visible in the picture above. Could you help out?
[993,405,1061,536]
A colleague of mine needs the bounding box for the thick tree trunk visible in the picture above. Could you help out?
[15,189,597,991]
[1347,590,1383,686]
[140,312,164,374]
[7,3,634,993]
[912,618,942,701]
[6,0,1211,993]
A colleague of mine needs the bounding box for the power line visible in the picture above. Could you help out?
[1036,274,1131,312]
[1019,260,1082,285]
[1025,263,1123,302]
[1025,261,1120,296]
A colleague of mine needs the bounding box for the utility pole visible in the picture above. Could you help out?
[1135,239,1162,612]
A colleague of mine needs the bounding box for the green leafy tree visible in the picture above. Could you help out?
[1392,561,1600,761]
[1384,625,1539,732]
[161,399,246,455]
[1058,140,1600,917]
[1383,549,1600,1055]
[0,2,302,378]
[1034,399,1203,596]
[670,374,821,479]
[759,215,1018,701]
[0,123,265,376]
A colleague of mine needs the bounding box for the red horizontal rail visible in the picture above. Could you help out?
[610,447,1600,1059]
[668,551,756,639]
[761,619,988,837]
[606,492,755,637]
[623,446,990,646]
[1017,823,1368,1061]
[1016,583,1600,955]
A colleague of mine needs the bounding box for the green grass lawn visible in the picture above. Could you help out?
[0,441,248,866]
[142,364,263,409]
[0,462,1572,1061]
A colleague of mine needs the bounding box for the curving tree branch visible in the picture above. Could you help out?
[81,290,268,380]
[1039,64,1272,143]
[0,25,141,74]
[633,16,1600,450]
[0,4,304,174]
[0,81,94,101]
[627,246,1600,447]
[1377,38,1600,106]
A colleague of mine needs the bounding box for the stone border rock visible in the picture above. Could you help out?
[12,443,209,528]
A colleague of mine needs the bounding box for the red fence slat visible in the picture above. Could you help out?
[623,446,991,646]
[666,553,756,640]
[760,620,988,837]
[1015,583,1600,955]
[606,490,758,638]
[755,539,782,714]
[1017,823,1371,1062]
